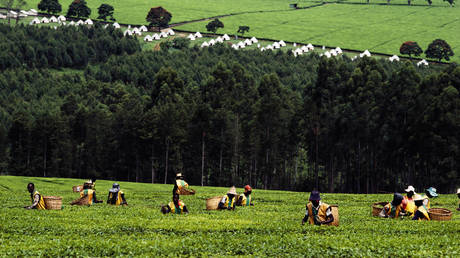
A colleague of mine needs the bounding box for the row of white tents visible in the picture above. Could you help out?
[291,44,316,56]
[187,32,204,41]
[29,15,68,25]
[231,37,258,49]
[0,9,38,19]
[201,34,232,47]
[143,29,175,41]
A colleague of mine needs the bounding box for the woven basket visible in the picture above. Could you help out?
[44,196,62,210]
[72,185,83,192]
[327,205,339,226]
[206,196,223,210]
[372,202,388,216]
[70,195,89,206]
[428,208,452,221]
[179,188,196,195]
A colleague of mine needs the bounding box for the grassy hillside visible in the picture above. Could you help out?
[175,4,460,63]
[0,176,459,256]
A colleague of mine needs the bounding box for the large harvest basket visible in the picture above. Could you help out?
[72,185,83,192]
[206,196,223,210]
[428,208,452,221]
[372,202,388,216]
[179,188,196,195]
[327,205,339,226]
[70,195,89,206]
[44,196,62,210]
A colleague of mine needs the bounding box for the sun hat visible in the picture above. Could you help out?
[227,186,237,195]
[244,185,252,191]
[404,185,415,193]
[425,187,438,197]
[309,190,321,201]
[109,183,120,193]
[457,188,460,194]
[176,173,183,179]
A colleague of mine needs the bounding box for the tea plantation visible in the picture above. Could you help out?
[0,176,459,256]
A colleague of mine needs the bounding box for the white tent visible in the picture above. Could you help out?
[257,44,260,48]
[41,17,49,23]
[0,13,6,19]
[139,25,148,32]
[293,43,297,47]
[216,37,224,43]
[209,39,216,45]
[232,44,239,50]
[389,55,400,62]
[273,42,280,49]
[61,22,66,26]
[84,19,93,25]
[194,32,202,38]
[260,47,266,52]
[324,51,332,58]
[279,40,286,47]
[330,49,337,56]
[307,43,314,50]
[20,10,28,15]
[294,48,303,56]
[222,34,230,41]
[144,35,152,42]
[76,20,84,26]
[187,34,196,40]
[237,41,245,48]
[124,30,133,36]
[29,9,38,14]
[160,32,168,38]
[250,37,258,43]
[132,27,140,34]
[112,22,121,29]
[166,29,175,35]
[335,47,342,54]
[9,11,17,17]
[417,59,429,66]
[266,45,274,50]
[103,24,109,29]
[301,46,309,53]
[29,17,40,25]
[49,16,58,23]
[244,39,252,46]
[351,56,358,61]
[69,21,75,26]
[360,50,371,58]
[58,15,66,22]
[201,42,209,48]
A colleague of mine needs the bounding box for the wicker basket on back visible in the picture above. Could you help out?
[44,196,62,210]
[70,195,89,206]
[178,188,196,195]
[206,196,223,210]
[327,205,340,226]
[72,185,83,192]
[372,202,388,216]
[428,208,452,221]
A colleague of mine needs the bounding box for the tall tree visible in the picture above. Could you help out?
[146,6,171,32]
[67,0,91,18]
[97,4,115,21]
[38,0,62,15]
[425,39,454,62]
[399,41,423,60]
[206,18,224,34]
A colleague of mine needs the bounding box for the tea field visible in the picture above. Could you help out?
[0,176,459,256]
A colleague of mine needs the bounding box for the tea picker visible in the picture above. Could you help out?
[173,173,195,195]
[107,183,128,206]
[301,190,335,225]
[218,186,237,210]
[402,185,416,216]
[161,193,189,214]
[24,183,46,210]
[379,193,405,218]
[412,194,430,221]
[236,185,254,206]
[457,188,460,211]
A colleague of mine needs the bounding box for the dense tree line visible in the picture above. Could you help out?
[0,27,458,193]
[0,24,140,70]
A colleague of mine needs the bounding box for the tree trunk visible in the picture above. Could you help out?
[357,141,361,193]
[135,151,139,183]
[219,128,223,182]
[151,143,155,184]
[164,138,169,184]
[201,131,205,186]
[43,138,47,177]
[315,127,319,190]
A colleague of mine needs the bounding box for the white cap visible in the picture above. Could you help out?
[404,185,415,193]
[457,188,460,194]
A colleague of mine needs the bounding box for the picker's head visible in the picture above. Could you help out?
[110,183,120,193]
[244,185,252,194]
[391,193,404,206]
[161,205,170,214]
[176,173,183,180]
[309,190,321,207]
[457,188,460,198]
[425,187,438,198]
[227,186,237,198]
[404,185,416,197]
[413,194,425,207]
[27,183,34,193]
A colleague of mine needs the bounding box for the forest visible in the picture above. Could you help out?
[0,24,458,193]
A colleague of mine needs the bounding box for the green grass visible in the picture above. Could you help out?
[175,4,460,63]
[0,175,459,256]
[17,0,319,24]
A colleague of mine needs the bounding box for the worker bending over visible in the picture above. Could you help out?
[412,194,430,221]
[380,193,405,218]
[237,185,254,206]
[80,181,103,205]
[219,186,237,210]
[162,193,189,214]
[402,185,416,216]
